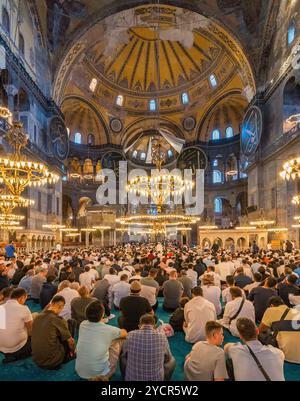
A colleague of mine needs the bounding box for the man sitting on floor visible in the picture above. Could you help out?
[76,300,127,380]
[0,288,32,364]
[120,314,176,381]
[184,321,228,381]
[31,295,75,370]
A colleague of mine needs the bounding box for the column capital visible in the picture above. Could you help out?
[4,84,19,97]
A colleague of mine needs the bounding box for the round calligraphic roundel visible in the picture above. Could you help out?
[241,106,263,157]
[177,147,208,173]
[48,116,69,161]
[183,116,196,131]
[110,118,123,133]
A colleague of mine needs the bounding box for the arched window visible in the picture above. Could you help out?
[87,134,95,146]
[2,7,10,35]
[209,74,217,88]
[74,132,82,144]
[116,95,124,107]
[214,198,222,213]
[140,152,146,161]
[19,33,25,57]
[226,126,234,138]
[89,78,98,92]
[181,92,189,105]
[132,150,138,158]
[212,129,220,140]
[212,159,218,167]
[149,99,157,111]
[288,23,296,45]
[213,170,222,184]
[167,149,173,158]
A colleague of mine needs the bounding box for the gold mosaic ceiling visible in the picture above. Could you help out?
[88,25,221,95]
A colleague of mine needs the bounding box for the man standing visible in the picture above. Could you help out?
[5,241,15,260]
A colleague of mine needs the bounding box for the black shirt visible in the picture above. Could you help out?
[0,275,9,290]
[249,287,277,322]
[119,295,152,332]
[278,283,300,307]
[235,274,253,289]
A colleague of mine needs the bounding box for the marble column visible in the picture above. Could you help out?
[4,84,18,122]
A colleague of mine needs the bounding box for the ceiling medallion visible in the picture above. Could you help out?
[110,118,123,133]
[183,117,196,131]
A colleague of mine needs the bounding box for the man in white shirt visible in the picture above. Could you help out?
[79,266,95,291]
[0,288,32,363]
[57,281,79,321]
[186,264,198,288]
[216,256,236,283]
[184,286,217,343]
[104,268,120,287]
[201,266,221,288]
[225,318,285,381]
[219,287,255,337]
[140,284,157,309]
[110,274,131,309]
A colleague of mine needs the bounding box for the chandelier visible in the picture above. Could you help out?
[292,195,300,205]
[280,158,300,181]
[267,228,288,233]
[0,121,59,196]
[43,224,66,231]
[235,226,257,230]
[0,194,34,214]
[249,209,275,228]
[127,142,193,211]
[0,106,12,120]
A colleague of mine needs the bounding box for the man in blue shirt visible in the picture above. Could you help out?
[5,241,15,259]
[76,300,127,380]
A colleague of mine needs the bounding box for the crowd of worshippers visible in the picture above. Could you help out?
[0,243,300,381]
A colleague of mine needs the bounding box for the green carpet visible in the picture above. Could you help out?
[0,299,299,381]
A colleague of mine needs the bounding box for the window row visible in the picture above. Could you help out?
[73,133,95,145]
[211,126,234,140]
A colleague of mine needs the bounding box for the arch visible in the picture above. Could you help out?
[87,133,95,146]
[213,237,223,248]
[202,238,211,249]
[287,22,296,46]
[213,170,223,184]
[61,95,110,144]
[14,88,30,111]
[214,198,222,214]
[237,237,247,250]
[226,126,234,138]
[225,237,235,250]
[212,129,220,140]
[74,132,82,144]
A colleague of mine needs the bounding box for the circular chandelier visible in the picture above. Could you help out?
[0,213,24,222]
[117,214,199,226]
[0,121,59,196]
[127,171,193,211]
[43,224,66,231]
[292,195,300,205]
[280,158,300,181]
[0,194,34,214]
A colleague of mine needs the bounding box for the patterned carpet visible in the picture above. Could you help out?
[0,299,300,381]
